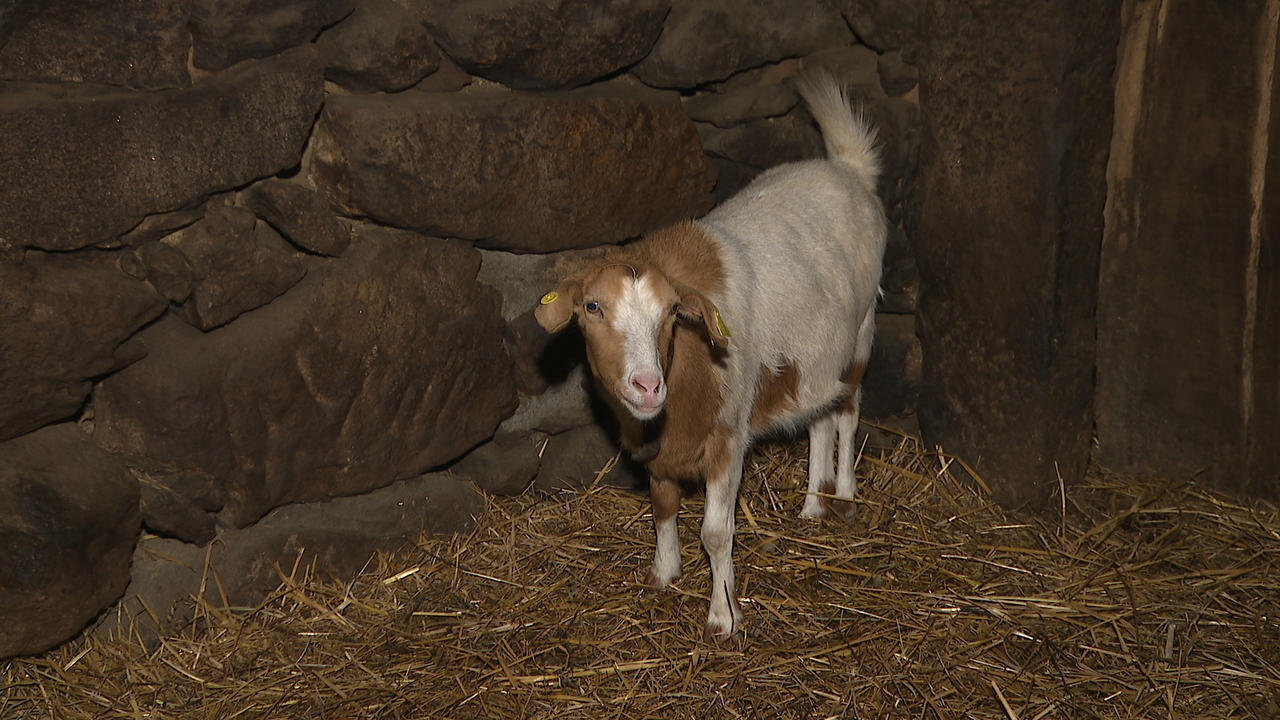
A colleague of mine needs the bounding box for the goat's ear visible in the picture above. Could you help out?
[534,282,580,334]
[677,288,730,348]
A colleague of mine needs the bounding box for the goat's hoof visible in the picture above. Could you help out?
[701,620,742,644]
[799,497,856,522]
[826,497,856,521]
[642,571,677,597]
[703,602,744,643]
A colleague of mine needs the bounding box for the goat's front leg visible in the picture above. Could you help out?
[645,476,682,590]
[702,431,746,640]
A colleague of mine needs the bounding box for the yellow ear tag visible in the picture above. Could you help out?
[540,291,559,305]
[714,310,731,338]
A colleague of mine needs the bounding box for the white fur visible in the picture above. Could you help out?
[613,274,669,419]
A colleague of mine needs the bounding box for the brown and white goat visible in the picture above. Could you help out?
[535,72,888,639]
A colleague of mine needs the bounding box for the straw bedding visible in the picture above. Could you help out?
[3,429,1279,719]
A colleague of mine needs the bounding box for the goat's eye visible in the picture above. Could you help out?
[585,301,600,313]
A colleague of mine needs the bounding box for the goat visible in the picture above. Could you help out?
[534,71,888,639]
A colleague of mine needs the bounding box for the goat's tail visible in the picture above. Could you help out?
[793,70,882,186]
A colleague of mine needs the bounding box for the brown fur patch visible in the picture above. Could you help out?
[632,221,727,299]
[749,362,801,432]
[840,361,868,412]
[650,477,680,523]
[613,222,733,483]
[698,423,739,486]
[644,324,726,482]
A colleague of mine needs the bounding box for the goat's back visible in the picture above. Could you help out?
[698,158,887,426]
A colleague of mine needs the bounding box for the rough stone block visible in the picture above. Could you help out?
[316,0,439,92]
[534,422,644,491]
[862,312,921,419]
[242,179,352,257]
[842,0,924,54]
[0,46,324,253]
[167,203,309,330]
[99,473,481,645]
[632,0,852,89]
[405,0,668,90]
[94,229,517,526]
[308,85,715,252]
[452,433,541,496]
[0,0,190,90]
[698,115,824,171]
[190,0,354,71]
[0,425,140,659]
[0,251,165,443]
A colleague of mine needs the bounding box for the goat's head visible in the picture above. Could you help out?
[535,260,729,421]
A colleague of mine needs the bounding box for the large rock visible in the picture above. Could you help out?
[699,115,824,171]
[878,49,919,97]
[452,433,541,496]
[0,424,141,659]
[685,84,801,128]
[308,85,715,252]
[534,422,644,491]
[632,0,852,89]
[94,229,517,527]
[316,0,439,93]
[190,0,355,71]
[404,0,668,90]
[0,251,166,443]
[842,0,924,54]
[100,473,481,645]
[0,46,324,254]
[242,179,352,257]
[913,0,1119,508]
[166,203,309,330]
[0,0,190,90]
[879,226,918,314]
[120,238,197,303]
[1097,0,1280,499]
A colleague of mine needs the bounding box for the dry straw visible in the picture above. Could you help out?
[3,429,1279,719]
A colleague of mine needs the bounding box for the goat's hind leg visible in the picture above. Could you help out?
[800,411,837,518]
[831,395,861,520]
[831,312,874,519]
[645,476,682,592]
[801,359,869,519]
[829,330,880,515]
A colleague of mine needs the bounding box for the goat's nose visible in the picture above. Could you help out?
[631,373,663,397]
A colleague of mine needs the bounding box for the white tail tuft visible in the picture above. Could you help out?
[792,70,882,186]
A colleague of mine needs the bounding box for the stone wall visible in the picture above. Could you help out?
[0,0,924,657]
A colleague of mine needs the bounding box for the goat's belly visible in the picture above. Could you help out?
[748,367,850,437]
